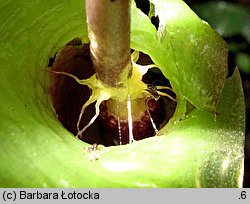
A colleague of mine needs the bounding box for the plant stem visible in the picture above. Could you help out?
[86,0,131,87]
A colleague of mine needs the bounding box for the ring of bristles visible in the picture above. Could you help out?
[50,51,176,138]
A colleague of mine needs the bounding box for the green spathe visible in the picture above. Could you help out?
[132,0,228,115]
[0,0,245,187]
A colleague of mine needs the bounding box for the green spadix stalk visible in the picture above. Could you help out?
[86,0,131,87]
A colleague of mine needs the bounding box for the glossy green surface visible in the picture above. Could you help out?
[132,0,228,115]
[0,0,245,187]
[192,1,250,75]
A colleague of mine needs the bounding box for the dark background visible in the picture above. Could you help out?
[186,0,250,10]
